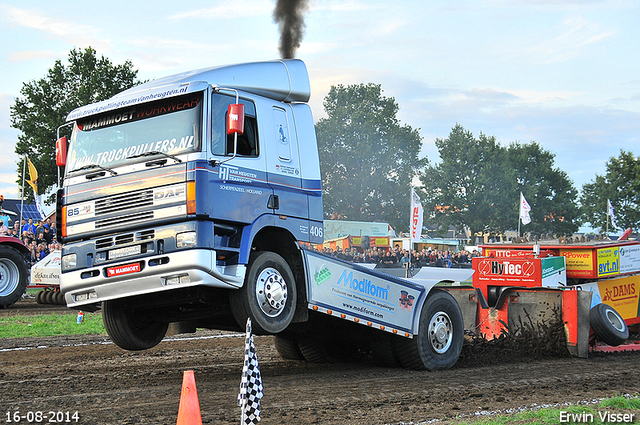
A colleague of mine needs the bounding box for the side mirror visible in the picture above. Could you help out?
[227,104,245,135]
[56,137,67,167]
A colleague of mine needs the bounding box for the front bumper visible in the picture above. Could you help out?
[62,248,246,308]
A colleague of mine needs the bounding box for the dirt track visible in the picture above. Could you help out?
[1,298,640,424]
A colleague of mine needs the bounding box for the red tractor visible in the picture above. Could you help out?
[0,236,30,308]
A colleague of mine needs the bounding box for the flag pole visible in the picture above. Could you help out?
[19,155,26,233]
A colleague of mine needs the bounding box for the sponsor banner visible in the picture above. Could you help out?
[559,249,594,278]
[597,246,620,277]
[473,257,542,285]
[323,220,389,240]
[540,256,567,287]
[620,245,640,274]
[30,250,62,285]
[484,249,533,258]
[304,251,422,333]
[576,274,640,320]
[350,236,389,248]
[473,256,567,287]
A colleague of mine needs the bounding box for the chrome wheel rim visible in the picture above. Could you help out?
[428,310,453,354]
[255,267,288,317]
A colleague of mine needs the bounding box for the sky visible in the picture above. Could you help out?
[1,0,639,212]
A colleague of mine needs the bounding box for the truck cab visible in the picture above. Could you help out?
[58,59,323,349]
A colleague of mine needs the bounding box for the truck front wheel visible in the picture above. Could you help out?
[103,300,168,350]
[0,245,29,309]
[393,289,464,371]
[230,251,297,335]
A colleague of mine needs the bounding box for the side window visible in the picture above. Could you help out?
[227,115,258,156]
[211,94,258,157]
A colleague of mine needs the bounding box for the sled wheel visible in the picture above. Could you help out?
[44,290,55,305]
[0,245,29,308]
[230,251,296,335]
[103,300,168,350]
[35,290,45,304]
[393,289,464,371]
[54,291,65,305]
[590,303,629,347]
[274,332,304,360]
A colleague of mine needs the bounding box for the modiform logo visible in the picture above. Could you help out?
[336,270,389,300]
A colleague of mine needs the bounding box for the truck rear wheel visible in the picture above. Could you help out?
[393,289,463,371]
[371,333,401,368]
[0,245,29,309]
[230,251,297,335]
[274,332,304,360]
[103,300,168,350]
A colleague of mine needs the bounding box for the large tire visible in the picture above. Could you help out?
[590,303,629,347]
[0,245,29,308]
[230,251,297,335]
[393,289,464,371]
[274,333,304,360]
[296,334,356,363]
[102,300,168,350]
[371,333,401,368]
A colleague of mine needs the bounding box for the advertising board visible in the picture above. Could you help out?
[575,274,640,322]
[472,256,567,288]
[304,250,423,334]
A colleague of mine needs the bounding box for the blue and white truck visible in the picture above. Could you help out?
[57,59,470,370]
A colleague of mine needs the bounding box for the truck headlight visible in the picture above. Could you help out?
[176,231,197,249]
[62,253,77,271]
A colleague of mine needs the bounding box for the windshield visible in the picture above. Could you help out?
[67,92,203,173]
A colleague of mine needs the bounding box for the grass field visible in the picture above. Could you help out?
[0,311,106,338]
[449,394,640,424]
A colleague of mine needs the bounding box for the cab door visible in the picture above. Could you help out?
[266,106,307,219]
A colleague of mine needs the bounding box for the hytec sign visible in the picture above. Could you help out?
[473,255,567,287]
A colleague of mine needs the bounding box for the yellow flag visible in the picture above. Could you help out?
[26,156,38,195]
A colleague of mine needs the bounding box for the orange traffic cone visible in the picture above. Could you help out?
[176,370,202,425]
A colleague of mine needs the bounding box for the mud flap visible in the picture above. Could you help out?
[562,289,592,358]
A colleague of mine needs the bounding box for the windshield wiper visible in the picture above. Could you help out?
[72,164,118,176]
[127,150,182,163]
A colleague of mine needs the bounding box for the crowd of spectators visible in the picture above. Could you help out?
[312,245,479,269]
[0,216,61,267]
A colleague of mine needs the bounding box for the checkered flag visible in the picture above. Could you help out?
[238,318,263,424]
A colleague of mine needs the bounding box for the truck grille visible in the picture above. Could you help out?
[96,229,155,249]
[95,189,154,215]
[93,188,155,229]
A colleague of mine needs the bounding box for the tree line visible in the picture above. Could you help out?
[10,48,639,236]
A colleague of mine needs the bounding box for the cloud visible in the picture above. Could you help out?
[0,92,21,197]
[168,0,272,20]
[1,5,112,53]
[309,0,380,12]
[8,50,58,63]
[528,16,615,64]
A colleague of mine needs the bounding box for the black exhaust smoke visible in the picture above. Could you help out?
[273,0,309,59]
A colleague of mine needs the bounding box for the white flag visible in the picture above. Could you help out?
[410,188,424,243]
[607,199,617,229]
[519,192,531,225]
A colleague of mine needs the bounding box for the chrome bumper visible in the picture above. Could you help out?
[61,249,246,308]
